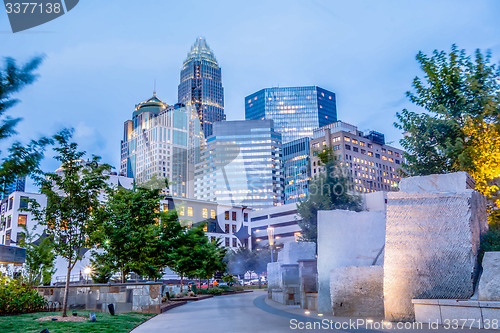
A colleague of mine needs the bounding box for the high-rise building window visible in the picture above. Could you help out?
[232,212,236,221]
[211,209,216,219]
[187,207,193,217]
[232,225,236,233]
[225,211,229,220]
[179,206,185,216]
[202,208,208,218]
[232,238,237,247]
[225,237,229,247]
[244,213,248,222]
[225,224,229,233]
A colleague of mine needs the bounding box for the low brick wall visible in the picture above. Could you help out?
[37,283,161,314]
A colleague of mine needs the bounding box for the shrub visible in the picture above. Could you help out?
[206,287,224,295]
[0,276,47,314]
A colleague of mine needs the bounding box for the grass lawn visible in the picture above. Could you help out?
[0,310,156,333]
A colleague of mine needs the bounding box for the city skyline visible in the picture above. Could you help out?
[1,1,499,192]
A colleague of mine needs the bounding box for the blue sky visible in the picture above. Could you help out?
[1,0,499,190]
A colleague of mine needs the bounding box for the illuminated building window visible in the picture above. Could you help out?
[179,206,185,216]
[225,211,229,220]
[202,208,208,218]
[211,209,216,219]
[17,215,27,227]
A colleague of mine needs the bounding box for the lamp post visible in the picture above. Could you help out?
[267,226,275,263]
[83,266,91,285]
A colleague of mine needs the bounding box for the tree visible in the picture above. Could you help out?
[395,45,500,221]
[195,237,227,284]
[93,185,173,282]
[26,129,111,317]
[0,56,52,195]
[297,147,362,242]
[18,224,55,286]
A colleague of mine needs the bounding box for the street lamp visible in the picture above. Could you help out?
[267,226,275,263]
[83,266,91,284]
[294,232,301,242]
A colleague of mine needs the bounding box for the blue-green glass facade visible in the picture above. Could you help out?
[283,137,310,203]
[199,120,284,209]
[178,37,225,138]
[245,86,337,143]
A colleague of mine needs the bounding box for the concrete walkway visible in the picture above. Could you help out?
[132,290,500,333]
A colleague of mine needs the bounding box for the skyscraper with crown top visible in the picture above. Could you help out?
[178,37,225,138]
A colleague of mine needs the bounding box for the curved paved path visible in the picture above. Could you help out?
[131,291,498,333]
[131,290,339,333]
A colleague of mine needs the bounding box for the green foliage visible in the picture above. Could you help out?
[89,252,113,284]
[0,276,47,314]
[0,56,52,194]
[225,246,271,276]
[297,147,362,242]
[25,129,111,317]
[394,45,500,210]
[18,225,55,286]
[93,186,171,282]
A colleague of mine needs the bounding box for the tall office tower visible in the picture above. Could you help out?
[1,176,26,199]
[245,86,337,144]
[120,93,201,198]
[194,120,284,209]
[283,137,311,203]
[310,121,404,193]
[178,37,225,138]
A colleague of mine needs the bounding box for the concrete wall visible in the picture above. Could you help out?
[267,262,283,290]
[317,210,386,313]
[384,172,488,322]
[38,282,162,314]
[277,241,316,265]
[330,266,384,317]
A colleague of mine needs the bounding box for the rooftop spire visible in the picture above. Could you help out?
[183,37,219,69]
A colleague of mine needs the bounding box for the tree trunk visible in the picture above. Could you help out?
[62,261,73,317]
[180,274,183,293]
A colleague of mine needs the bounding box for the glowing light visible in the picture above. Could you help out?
[83,267,92,275]
[305,311,310,315]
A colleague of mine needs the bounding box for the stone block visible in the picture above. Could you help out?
[330,266,384,317]
[278,242,316,265]
[478,252,500,301]
[133,288,142,296]
[399,171,475,193]
[149,285,160,299]
[281,264,300,286]
[298,259,317,293]
[317,209,386,313]
[384,188,488,322]
[115,302,132,314]
[267,262,282,289]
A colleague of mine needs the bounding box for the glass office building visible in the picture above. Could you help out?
[245,86,337,143]
[194,120,284,209]
[120,93,201,198]
[178,37,225,138]
[283,137,311,203]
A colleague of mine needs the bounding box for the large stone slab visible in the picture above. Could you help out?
[278,242,316,265]
[478,252,500,301]
[384,189,487,321]
[317,210,386,313]
[399,171,475,193]
[330,266,384,317]
[267,262,282,289]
